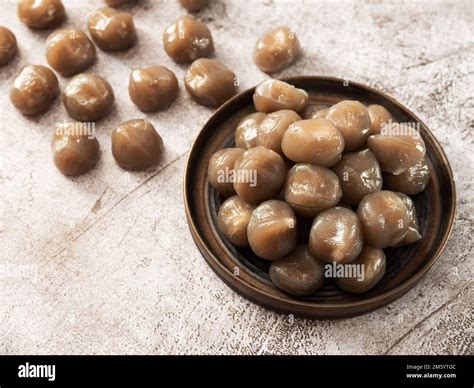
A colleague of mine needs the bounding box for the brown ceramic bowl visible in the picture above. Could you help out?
[184,76,456,319]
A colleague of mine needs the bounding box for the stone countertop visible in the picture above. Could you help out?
[0,0,472,355]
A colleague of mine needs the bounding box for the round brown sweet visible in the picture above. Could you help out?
[281,118,345,167]
[368,104,393,135]
[217,195,255,246]
[46,28,96,76]
[253,26,301,73]
[313,108,329,119]
[256,109,301,155]
[308,207,363,264]
[247,200,297,260]
[253,79,308,113]
[88,7,136,51]
[270,245,325,296]
[393,192,421,246]
[163,15,214,63]
[383,157,430,194]
[301,104,328,119]
[184,58,237,107]
[111,119,163,170]
[326,100,371,151]
[367,124,426,175]
[129,65,178,112]
[233,146,286,205]
[18,0,65,29]
[336,246,386,294]
[10,65,59,116]
[234,112,265,149]
[356,190,410,248]
[0,27,18,66]
[179,0,209,12]
[52,123,100,176]
[207,148,245,197]
[284,164,342,218]
[332,149,383,205]
[63,73,114,122]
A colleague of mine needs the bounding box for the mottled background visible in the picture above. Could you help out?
[0,0,472,354]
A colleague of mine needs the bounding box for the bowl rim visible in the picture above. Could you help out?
[184,75,456,314]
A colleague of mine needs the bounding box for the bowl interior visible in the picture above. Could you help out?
[185,76,455,318]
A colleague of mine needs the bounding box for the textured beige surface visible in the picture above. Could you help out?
[0,0,473,355]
